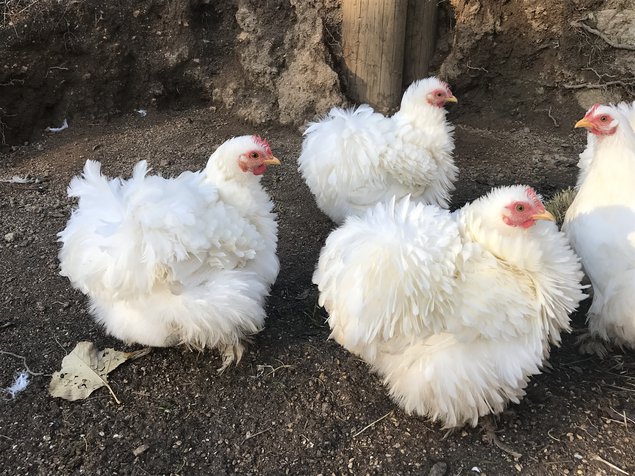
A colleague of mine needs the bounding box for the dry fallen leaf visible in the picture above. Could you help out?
[48,342,150,403]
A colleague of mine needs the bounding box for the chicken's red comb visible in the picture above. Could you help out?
[585,103,601,118]
[252,135,272,155]
[525,186,544,209]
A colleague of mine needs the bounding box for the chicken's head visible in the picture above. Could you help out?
[237,136,281,175]
[502,186,555,229]
[575,104,618,137]
[401,77,458,111]
[427,82,457,108]
[208,135,281,179]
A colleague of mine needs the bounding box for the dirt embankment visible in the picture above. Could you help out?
[0,0,343,147]
[442,0,635,130]
[2,0,634,148]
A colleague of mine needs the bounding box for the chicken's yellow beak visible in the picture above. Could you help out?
[446,95,458,104]
[575,118,593,129]
[263,157,281,166]
[531,210,556,222]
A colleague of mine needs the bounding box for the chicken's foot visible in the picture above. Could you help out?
[481,415,522,459]
[217,342,245,374]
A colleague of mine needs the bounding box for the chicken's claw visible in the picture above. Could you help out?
[217,342,246,373]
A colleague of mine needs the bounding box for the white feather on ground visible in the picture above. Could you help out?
[4,371,29,398]
[315,186,585,428]
[298,77,457,224]
[564,104,635,354]
[58,135,280,370]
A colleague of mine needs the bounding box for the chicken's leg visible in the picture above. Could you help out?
[576,330,611,358]
[217,342,246,373]
[481,415,522,459]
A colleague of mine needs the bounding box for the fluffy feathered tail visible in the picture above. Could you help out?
[58,160,215,298]
[301,105,391,165]
[314,197,462,360]
[298,105,395,222]
[59,160,154,297]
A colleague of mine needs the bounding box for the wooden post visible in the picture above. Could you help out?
[403,0,438,87]
[342,0,409,112]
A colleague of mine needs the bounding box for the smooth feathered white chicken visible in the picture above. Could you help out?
[58,135,280,370]
[576,101,635,187]
[564,104,635,355]
[315,186,584,428]
[298,77,457,224]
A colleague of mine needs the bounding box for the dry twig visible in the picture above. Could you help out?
[547,428,561,442]
[0,350,43,376]
[571,20,635,51]
[256,363,292,378]
[352,410,393,438]
[563,80,635,90]
[592,454,629,475]
[547,107,559,128]
[466,63,489,73]
[241,427,272,444]
[610,407,635,426]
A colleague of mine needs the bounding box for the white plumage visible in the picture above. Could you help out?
[298,77,457,224]
[564,103,635,353]
[576,101,635,187]
[58,135,280,369]
[315,186,584,428]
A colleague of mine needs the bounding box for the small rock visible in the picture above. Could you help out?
[429,462,448,476]
[133,444,149,456]
[4,232,15,242]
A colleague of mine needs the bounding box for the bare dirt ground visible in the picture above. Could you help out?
[1,105,634,475]
[1,1,635,472]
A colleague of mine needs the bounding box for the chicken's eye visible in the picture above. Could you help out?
[250,152,259,159]
[515,204,525,212]
[436,92,443,97]
[599,115,608,122]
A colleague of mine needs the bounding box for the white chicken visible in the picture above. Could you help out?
[564,104,635,355]
[576,101,635,187]
[298,77,457,224]
[315,186,584,428]
[58,135,280,370]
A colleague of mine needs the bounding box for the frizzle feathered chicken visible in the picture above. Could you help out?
[315,186,584,428]
[564,104,635,356]
[58,135,280,371]
[298,77,457,224]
